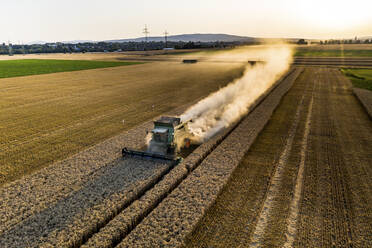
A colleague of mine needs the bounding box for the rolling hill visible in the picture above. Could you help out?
[107,33,255,43]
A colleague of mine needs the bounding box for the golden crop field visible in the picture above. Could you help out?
[0,59,244,185]
[0,49,205,61]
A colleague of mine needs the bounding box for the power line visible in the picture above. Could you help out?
[8,40,13,56]
[143,24,149,51]
[164,30,169,48]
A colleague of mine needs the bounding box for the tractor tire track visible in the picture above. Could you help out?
[249,78,312,247]
[247,89,307,248]
[282,95,313,248]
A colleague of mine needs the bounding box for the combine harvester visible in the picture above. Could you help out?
[122,116,191,163]
[183,59,198,64]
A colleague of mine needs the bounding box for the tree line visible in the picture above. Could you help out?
[0,40,253,55]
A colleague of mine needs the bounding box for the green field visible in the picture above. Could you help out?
[295,49,372,57]
[342,69,372,91]
[0,59,141,79]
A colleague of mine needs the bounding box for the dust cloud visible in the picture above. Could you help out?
[180,45,293,144]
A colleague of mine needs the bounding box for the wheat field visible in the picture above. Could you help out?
[0,60,244,185]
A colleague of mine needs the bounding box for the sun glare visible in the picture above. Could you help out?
[296,0,372,31]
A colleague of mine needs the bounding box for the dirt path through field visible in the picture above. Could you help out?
[184,67,372,247]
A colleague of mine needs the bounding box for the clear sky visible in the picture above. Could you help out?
[1,0,371,43]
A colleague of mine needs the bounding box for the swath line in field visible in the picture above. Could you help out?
[247,93,306,248]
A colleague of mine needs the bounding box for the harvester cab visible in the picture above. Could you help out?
[122,116,188,163]
[147,116,181,155]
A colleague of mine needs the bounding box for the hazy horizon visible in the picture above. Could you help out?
[1,0,372,44]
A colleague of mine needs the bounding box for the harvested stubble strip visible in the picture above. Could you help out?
[353,88,372,119]
[79,68,302,248]
[0,157,173,248]
[0,101,190,237]
[0,120,155,234]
